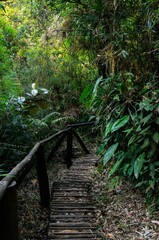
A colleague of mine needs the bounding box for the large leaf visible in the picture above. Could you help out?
[80,84,93,102]
[111,115,129,132]
[103,142,119,166]
[141,113,153,125]
[91,76,103,102]
[141,138,149,149]
[134,153,145,179]
[97,137,110,155]
[153,132,159,144]
[93,76,103,94]
[104,120,113,137]
[108,158,123,178]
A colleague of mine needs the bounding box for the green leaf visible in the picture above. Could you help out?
[103,142,119,166]
[153,162,159,167]
[80,84,93,102]
[153,132,159,143]
[155,117,159,125]
[150,163,155,179]
[122,127,133,136]
[123,164,130,175]
[139,126,151,136]
[97,137,110,155]
[128,108,136,122]
[92,76,103,100]
[128,165,134,176]
[111,115,129,132]
[104,120,113,137]
[135,181,147,188]
[134,153,145,179]
[108,158,123,178]
[141,113,153,125]
[0,4,5,12]
[140,100,154,111]
[128,134,137,146]
[136,125,141,132]
[148,143,157,157]
[93,77,103,94]
[141,138,149,149]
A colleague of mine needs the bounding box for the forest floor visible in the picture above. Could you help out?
[91,168,159,240]
[17,154,68,240]
[17,148,159,240]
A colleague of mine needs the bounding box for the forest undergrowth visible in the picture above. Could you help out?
[17,144,159,240]
[91,168,159,240]
[17,156,67,240]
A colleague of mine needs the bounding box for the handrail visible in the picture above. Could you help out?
[0,142,40,201]
[40,127,71,144]
[67,121,95,128]
[0,121,95,240]
[0,122,95,202]
[0,129,70,202]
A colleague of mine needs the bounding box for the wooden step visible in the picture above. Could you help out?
[48,154,101,240]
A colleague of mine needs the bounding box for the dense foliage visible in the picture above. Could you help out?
[0,0,97,170]
[1,0,159,203]
[49,0,159,202]
[78,0,159,202]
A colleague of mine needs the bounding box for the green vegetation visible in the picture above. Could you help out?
[1,0,159,204]
[0,0,96,170]
[79,0,159,204]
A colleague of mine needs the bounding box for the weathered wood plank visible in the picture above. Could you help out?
[48,154,101,240]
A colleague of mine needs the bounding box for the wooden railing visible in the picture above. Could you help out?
[0,121,95,240]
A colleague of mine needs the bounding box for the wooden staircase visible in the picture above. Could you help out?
[48,154,101,240]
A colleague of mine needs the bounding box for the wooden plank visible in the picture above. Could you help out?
[51,209,94,213]
[50,214,95,219]
[48,154,101,239]
[49,222,97,227]
[49,233,98,239]
[51,206,94,209]
[50,230,97,234]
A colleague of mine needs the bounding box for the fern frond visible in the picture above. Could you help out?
[51,116,75,125]
[42,112,61,123]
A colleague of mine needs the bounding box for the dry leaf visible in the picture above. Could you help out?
[107,233,115,239]
[31,179,38,185]
[151,220,159,225]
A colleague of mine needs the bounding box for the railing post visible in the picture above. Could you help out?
[47,133,67,162]
[0,181,19,240]
[36,144,50,208]
[66,129,73,169]
[72,129,90,154]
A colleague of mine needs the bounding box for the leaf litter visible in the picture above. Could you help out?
[91,168,159,240]
[17,156,68,240]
